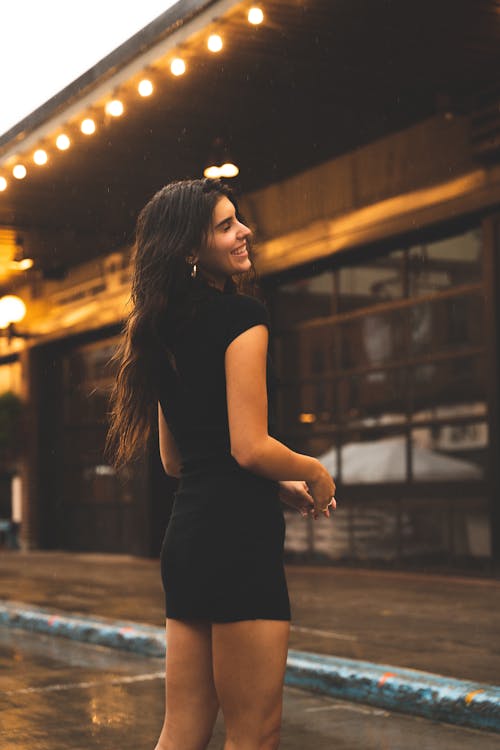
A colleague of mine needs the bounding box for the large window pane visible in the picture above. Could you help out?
[410,357,485,413]
[315,429,410,485]
[411,421,487,481]
[274,271,334,328]
[338,369,407,427]
[339,308,407,369]
[338,249,404,312]
[399,497,491,560]
[408,229,482,296]
[409,294,484,356]
[272,222,489,567]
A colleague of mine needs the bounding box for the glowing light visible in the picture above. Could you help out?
[106,99,124,117]
[11,258,34,271]
[207,34,223,52]
[204,165,221,178]
[138,79,154,97]
[33,149,48,165]
[0,295,26,328]
[0,177,7,191]
[248,7,264,24]
[299,413,316,424]
[56,134,71,150]
[170,58,186,76]
[0,309,10,329]
[219,162,239,178]
[13,164,27,179]
[81,118,96,135]
[203,163,239,179]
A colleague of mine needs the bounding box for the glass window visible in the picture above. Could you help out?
[411,421,487,481]
[409,294,484,356]
[398,498,452,558]
[338,249,404,312]
[409,357,486,413]
[399,497,491,560]
[339,309,407,370]
[274,271,334,328]
[272,222,488,566]
[338,434,408,484]
[338,369,407,427]
[348,502,399,559]
[408,229,482,296]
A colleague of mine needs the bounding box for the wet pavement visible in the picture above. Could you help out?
[2,628,499,750]
[1,551,499,684]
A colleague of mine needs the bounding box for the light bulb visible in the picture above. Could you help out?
[170,58,186,76]
[14,258,34,271]
[204,165,221,178]
[138,79,153,97]
[219,162,239,178]
[248,7,264,24]
[105,99,124,117]
[207,34,223,52]
[13,164,27,179]
[33,149,48,165]
[56,134,71,150]
[81,118,96,134]
[0,295,26,325]
[0,177,7,191]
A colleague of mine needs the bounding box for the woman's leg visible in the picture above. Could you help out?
[212,620,290,750]
[155,618,220,750]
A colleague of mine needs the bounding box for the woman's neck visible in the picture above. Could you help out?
[199,271,227,292]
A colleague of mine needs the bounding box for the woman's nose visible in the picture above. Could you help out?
[238,222,252,238]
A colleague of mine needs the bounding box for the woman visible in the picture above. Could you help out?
[105,178,336,750]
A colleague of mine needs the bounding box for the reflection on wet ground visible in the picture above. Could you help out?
[1,628,499,750]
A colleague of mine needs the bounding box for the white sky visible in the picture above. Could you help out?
[0,0,178,137]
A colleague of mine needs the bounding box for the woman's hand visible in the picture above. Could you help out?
[305,464,336,519]
[278,480,318,518]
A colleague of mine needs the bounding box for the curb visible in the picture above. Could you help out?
[0,600,164,657]
[285,651,500,734]
[1,600,499,734]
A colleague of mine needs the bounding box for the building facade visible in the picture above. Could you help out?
[0,0,499,573]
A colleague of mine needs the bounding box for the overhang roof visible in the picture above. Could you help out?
[0,0,499,278]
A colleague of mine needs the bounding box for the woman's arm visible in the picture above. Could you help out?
[225,325,323,483]
[158,401,182,478]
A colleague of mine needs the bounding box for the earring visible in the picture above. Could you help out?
[190,262,197,279]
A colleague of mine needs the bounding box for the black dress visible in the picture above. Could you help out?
[158,280,291,623]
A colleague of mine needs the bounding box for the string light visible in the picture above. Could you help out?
[203,163,239,179]
[170,58,186,76]
[2,18,264,194]
[13,164,27,179]
[138,79,154,97]
[0,295,26,327]
[33,149,48,165]
[204,166,221,178]
[11,258,33,271]
[81,118,96,135]
[105,99,124,117]
[220,162,239,177]
[207,34,223,52]
[248,7,264,24]
[56,134,71,150]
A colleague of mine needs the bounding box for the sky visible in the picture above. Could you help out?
[0,0,178,137]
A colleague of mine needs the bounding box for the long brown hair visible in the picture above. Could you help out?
[104,178,258,470]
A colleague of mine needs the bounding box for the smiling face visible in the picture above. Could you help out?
[195,195,252,289]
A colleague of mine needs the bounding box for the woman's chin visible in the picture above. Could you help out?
[232,259,252,275]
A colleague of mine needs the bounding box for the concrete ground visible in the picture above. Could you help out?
[2,628,499,750]
[1,550,499,684]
